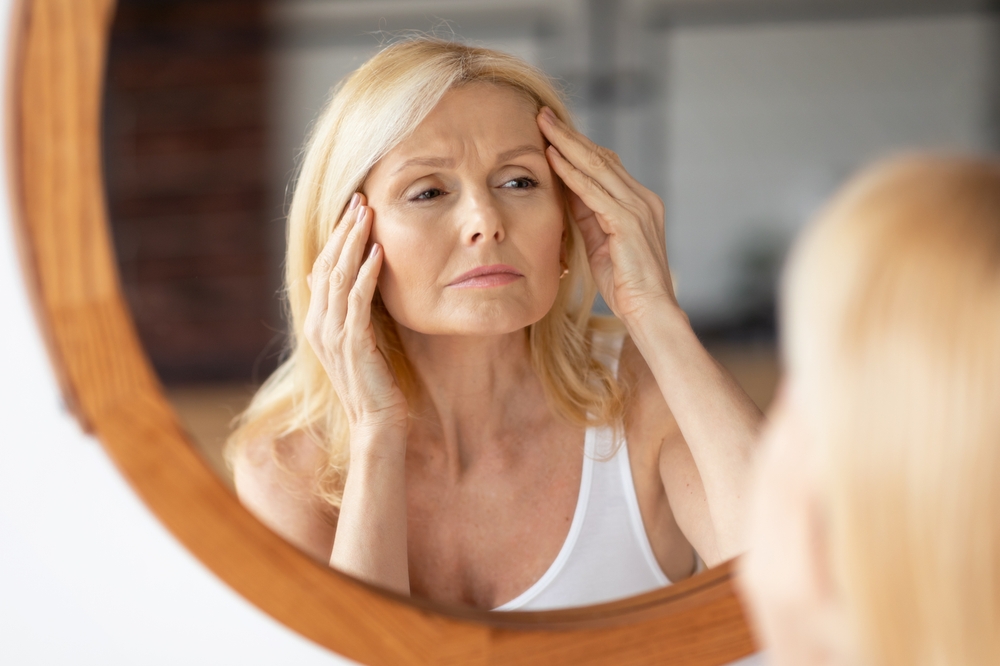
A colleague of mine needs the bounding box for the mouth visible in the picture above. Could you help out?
[448,264,524,288]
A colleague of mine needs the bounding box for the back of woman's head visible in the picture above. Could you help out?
[784,155,1000,666]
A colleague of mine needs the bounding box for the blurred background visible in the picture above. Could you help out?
[102,0,1000,486]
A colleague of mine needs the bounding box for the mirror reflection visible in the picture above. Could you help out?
[102,0,998,612]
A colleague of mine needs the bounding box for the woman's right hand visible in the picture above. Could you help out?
[308,193,410,592]
[304,193,408,440]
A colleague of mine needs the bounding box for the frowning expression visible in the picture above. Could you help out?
[362,83,565,336]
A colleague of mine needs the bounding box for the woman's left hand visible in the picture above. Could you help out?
[537,107,676,324]
[539,109,761,563]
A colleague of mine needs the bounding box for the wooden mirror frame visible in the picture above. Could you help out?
[9,0,757,663]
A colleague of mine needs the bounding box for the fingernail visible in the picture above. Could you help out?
[356,205,366,223]
[349,193,360,210]
[542,107,557,122]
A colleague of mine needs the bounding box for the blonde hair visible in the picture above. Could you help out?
[227,38,626,507]
[783,155,1000,666]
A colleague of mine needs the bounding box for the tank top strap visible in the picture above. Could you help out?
[493,322,672,612]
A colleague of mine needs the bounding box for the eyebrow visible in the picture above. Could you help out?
[391,144,545,176]
[496,144,545,162]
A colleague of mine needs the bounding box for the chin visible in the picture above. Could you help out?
[391,300,553,337]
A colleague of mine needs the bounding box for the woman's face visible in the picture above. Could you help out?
[363,83,565,337]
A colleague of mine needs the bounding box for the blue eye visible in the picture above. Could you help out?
[502,177,538,189]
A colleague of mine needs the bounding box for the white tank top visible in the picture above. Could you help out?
[493,330,672,611]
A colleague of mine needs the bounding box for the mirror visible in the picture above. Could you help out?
[100,0,785,611]
[17,0,759,662]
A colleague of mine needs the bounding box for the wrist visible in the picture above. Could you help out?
[349,423,406,462]
[622,297,692,350]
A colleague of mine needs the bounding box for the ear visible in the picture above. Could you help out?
[802,492,859,665]
[737,383,857,666]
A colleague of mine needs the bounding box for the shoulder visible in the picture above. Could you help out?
[231,429,337,562]
[234,427,327,472]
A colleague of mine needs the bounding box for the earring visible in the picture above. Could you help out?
[559,260,569,279]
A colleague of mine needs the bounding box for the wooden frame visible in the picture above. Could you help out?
[8,0,756,663]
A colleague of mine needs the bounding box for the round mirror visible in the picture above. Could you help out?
[12,0,758,663]
[98,0,782,618]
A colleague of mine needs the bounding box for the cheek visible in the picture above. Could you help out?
[369,224,424,328]
[527,224,563,273]
[518,198,565,273]
[371,214,446,292]
[512,218,564,320]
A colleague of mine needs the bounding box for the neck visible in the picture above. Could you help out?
[397,326,545,472]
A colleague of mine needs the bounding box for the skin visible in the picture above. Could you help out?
[234,83,763,609]
[738,384,856,666]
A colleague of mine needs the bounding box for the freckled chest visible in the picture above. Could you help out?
[403,422,585,609]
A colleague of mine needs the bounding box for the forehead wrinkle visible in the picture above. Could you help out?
[389,143,545,179]
[383,88,544,180]
[387,129,469,177]
[495,144,545,163]
[391,155,454,176]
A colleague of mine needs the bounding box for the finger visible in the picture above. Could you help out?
[538,108,637,205]
[547,145,627,235]
[538,108,665,219]
[307,193,363,321]
[327,204,372,322]
[569,192,608,259]
[307,236,337,322]
[539,109,665,220]
[353,192,367,206]
[572,148,664,227]
[602,159,665,221]
[310,192,363,286]
[346,243,383,334]
[615,169,665,224]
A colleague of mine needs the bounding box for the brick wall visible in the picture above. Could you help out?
[103,0,281,384]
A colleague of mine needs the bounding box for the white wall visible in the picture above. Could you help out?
[666,14,1000,324]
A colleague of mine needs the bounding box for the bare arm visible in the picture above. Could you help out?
[231,428,409,593]
[329,428,409,594]
[303,192,411,594]
[632,309,761,563]
[539,107,763,564]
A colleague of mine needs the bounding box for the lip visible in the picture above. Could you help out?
[448,264,523,287]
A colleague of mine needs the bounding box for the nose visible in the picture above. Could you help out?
[461,188,505,246]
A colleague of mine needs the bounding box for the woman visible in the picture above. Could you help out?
[739,156,1000,665]
[228,38,761,610]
